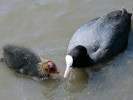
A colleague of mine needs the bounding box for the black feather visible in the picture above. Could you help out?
[3,45,41,76]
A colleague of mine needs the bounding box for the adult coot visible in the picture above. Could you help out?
[1,45,61,79]
[64,8,132,78]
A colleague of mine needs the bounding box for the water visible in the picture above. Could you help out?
[0,0,133,100]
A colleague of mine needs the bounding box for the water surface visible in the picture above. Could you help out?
[0,0,133,100]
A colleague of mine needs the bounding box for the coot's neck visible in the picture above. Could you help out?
[68,45,92,67]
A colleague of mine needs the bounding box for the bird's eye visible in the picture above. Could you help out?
[49,65,54,70]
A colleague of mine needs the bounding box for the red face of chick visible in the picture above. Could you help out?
[40,60,61,76]
[47,61,61,75]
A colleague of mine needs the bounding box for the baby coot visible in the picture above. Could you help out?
[64,8,132,78]
[1,45,61,79]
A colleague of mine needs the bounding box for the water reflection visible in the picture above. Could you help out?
[0,0,133,99]
[64,68,89,93]
[41,76,63,100]
[126,25,133,73]
[127,25,133,51]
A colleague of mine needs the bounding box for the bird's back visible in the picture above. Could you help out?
[68,10,131,64]
[3,45,41,75]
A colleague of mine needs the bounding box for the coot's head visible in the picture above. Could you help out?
[64,45,90,78]
[39,60,61,79]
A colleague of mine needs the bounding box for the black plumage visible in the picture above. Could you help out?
[67,9,132,67]
[64,8,132,78]
[3,45,41,76]
[2,45,61,79]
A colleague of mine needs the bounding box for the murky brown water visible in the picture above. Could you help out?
[0,0,133,100]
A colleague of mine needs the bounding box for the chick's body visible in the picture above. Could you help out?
[3,45,41,76]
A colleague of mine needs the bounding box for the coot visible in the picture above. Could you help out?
[1,45,61,79]
[64,8,132,78]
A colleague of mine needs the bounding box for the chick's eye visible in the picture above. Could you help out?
[49,65,54,69]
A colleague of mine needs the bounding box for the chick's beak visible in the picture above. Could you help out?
[55,67,62,75]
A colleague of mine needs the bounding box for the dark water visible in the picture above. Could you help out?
[0,0,133,100]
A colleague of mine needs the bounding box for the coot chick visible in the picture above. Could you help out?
[64,8,132,78]
[1,45,61,79]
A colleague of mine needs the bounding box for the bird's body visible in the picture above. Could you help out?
[64,8,132,77]
[3,45,41,76]
[2,45,61,79]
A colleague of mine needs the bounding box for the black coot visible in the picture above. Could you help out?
[1,45,61,79]
[64,8,132,78]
